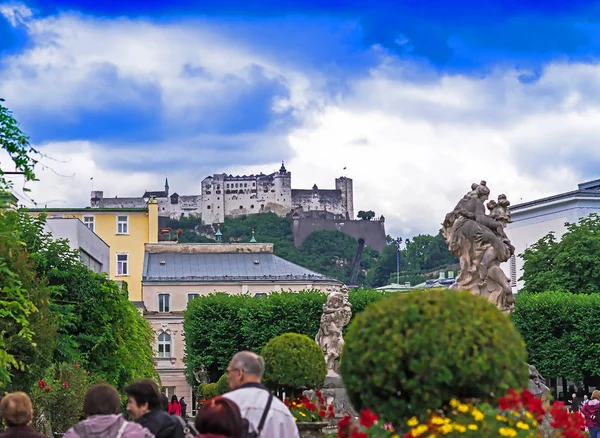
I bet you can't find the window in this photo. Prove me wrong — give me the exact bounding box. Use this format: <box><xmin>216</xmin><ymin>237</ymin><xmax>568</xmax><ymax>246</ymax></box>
<box><xmin>510</xmin><ymin>254</ymin><xmax>517</xmax><ymax>288</ymax></box>
<box><xmin>83</xmin><ymin>216</ymin><xmax>95</xmax><ymax>232</ymax></box>
<box><xmin>250</xmin><ymin>205</ymin><xmax>254</xmax><ymax>209</ymax></box>
<box><xmin>116</xmin><ymin>215</ymin><xmax>128</xmax><ymax>234</ymax></box>
<box><xmin>158</xmin><ymin>332</ymin><xmax>171</xmax><ymax>358</ymax></box>
<box><xmin>158</xmin><ymin>294</ymin><xmax>170</xmax><ymax>312</ymax></box>
<box><xmin>240</xmin><ymin>205</ymin><xmax>243</xmax><ymax>209</ymax></box>
<box><xmin>207</xmin><ymin>205</ymin><xmax>211</xmax><ymax>210</ymax></box>
<box><xmin>188</xmin><ymin>293</ymin><xmax>199</xmax><ymax>302</ymax></box>
<box><xmin>116</xmin><ymin>253</ymin><xmax>128</xmax><ymax>276</ymax></box>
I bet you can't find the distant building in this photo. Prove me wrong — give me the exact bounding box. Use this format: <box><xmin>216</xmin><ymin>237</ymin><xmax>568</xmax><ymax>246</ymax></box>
<box><xmin>25</xmin><ymin>198</ymin><xmax>159</xmax><ymax>301</ymax></box>
<box><xmin>504</xmin><ymin>178</ymin><xmax>600</xmax><ymax>292</ymax></box>
<box><xmin>43</xmin><ymin>217</ymin><xmax>110</xmax><ymax>274</ymax></box>
<box><xmin>141</xmin><ymin>241</ymin><xmax>341</xmax><ymax>403</ymax></box>
<box><xmin>92</xmin><ymin>163</ymin><xmax>354</xmax><ymax>224</ymax></box>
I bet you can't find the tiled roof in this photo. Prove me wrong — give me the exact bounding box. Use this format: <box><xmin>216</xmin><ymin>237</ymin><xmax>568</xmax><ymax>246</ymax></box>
<box><xmin>143</xmin><ymin>252</ymin><xmax>339</xmax><ymax>283</ymax></box>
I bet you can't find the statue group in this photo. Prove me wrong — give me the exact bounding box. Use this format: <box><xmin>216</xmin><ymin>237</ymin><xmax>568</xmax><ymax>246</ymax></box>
<box><xmin>442</xmin><ymin>180</ymin><xmax>515</xmax><ymax>313</ymax></box>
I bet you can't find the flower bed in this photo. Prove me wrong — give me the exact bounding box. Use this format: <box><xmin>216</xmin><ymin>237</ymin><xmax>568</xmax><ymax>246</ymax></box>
<box><xmin>285</xmin><ymin>391</ymin><xmax>335</xmax><ymax>423</ymax></box>
<box><xmin>337</xmin><ymin>390</ymin><xmax>586</xmax><ymax>438</ymax></box>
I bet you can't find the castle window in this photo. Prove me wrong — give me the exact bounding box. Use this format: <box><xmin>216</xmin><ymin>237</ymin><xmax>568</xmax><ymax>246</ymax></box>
<box><xmin>240</xmin><ymin>205</ymin><xmax>243</xmax><ymax>210</ymax></box>
<box><xmin>261</xmin><ymin>204</ymin><xmax>264</xmax><ymax>210</ymax></box>
<box><xmin>236</xmin><ymin>183</ymin><xmax>239</xmax><ymax>188</ymax></box>
<box><xmin>207</xmin><ymin>206</ymin><xmax>211</xmax><ymax>210</ymax></box>
<box><xmin>244</xmin><ymin>183</ymin><xmax>247</xmax><ymax>187</ymax></box>
<box><xmin>253</xmin><ymin>182</ymin><xmax>255</xmax><ymax>186</ymax></box>
<box><xmin>251</xmin><ymin>205</ymin><xmax>254</xmax><ymax>209</ymax></box>
<box><xmin>271</xmin><ymin>190</ymin><xmax>275</xmax><ymax>193</ymax></box>
<box><xmin>158</xmin><ymin>332</ymin><xmax>171</xmax><ymax>358</ymax></box>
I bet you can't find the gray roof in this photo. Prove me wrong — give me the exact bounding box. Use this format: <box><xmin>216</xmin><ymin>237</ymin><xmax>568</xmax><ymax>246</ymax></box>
<box><xmin>510</xmin><ymin>178</ymin><xmax>600</xmax><ymax>212</ymax></box>
<box><xmin>143</xmin><ymin>252</ymin><xmax>340</xmax><ymax>283</ymax></box>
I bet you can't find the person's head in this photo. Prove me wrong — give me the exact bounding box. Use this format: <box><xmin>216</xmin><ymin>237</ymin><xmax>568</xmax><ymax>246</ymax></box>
<box><xmin>83</xmin><ymin>384</ymin><xmax>121</xmax><ymax>417</ymax></box>
<box><xmin>124</xmin><ymin>380</ymin><xmax>161</xmax><ymax>420</ymax></box>
<box><xmin>195</xmin><ymin>396</ymin><xmax>243</xmax><ymax>438</ymax></box>
<box><xmin>572</xmin><ymin>393</ymin><xmax>577</xmax><ymax>399</ymax></box>
<box><xmin>584</xmin><ymin>395</ymin><xmax>589</xmax><ymax>400</ymax></box>
<box><xmin>171</xmin><ymin>395</ymin><xmax>178</xmax><ymax>403</ymax></box>
<box><xmin>0</xmin><ymin>392</ymin><xmax>33</xmax><ymax>427</ymax></box>
<box><xmin>180</xmin><ymin>397</ymin><xmax>185</xmax><ymax>401</ymax></box>
<box><xmin>226</xmin><ymin>351</ymin><xmax>264</xmax><ymax>390</ymax></box>
<box><xmin>161</xmin><ymin>387</ymin><xmax>166</xmax><ymax>395</ymax></box>
<box><xmin>592</xmin><ymin>390</ymin><xmax>600</xmax><ymax>401</ymax></box>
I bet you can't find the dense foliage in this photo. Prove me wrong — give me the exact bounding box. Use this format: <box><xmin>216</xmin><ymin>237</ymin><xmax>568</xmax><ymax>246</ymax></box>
<box><xmin>262</xmin><ymin>333</ymin><xmax>327</xmax><ymax>396</ymax></box>
<box><xmin>184</xmin><ymin>290</ymin><xmax>388</xmax><ymax>382</ymax></box>
<box><xmin>166</xmin><ymin>213</ymin><xmax>457</xmax><ymax>287</ymax></box>
<box><xmin>340</xmin><ymin>289</ymin><xmax>529</xmax><ymax>423</ymax></box>
<box><xmin>520</xmin><ymin>214</ymin><xmax>600</xmax><ymax>294</ymax></box>
<box><xmin>512</xmin><ymin>291</ymin><xmax>600</xmax><ymax>382</ymax></box>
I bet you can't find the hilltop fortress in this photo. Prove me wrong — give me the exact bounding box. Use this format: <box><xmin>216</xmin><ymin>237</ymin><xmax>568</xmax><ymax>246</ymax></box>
<box><xmin>91</xmin><ymin>162</ymin><xmax>354</xmax><ymax>224</ymax></box>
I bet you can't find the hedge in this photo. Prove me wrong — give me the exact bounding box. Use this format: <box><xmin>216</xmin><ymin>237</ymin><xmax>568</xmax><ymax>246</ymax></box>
<box><xmin>512</xmin><ymin>291</ymin><xmax>600</xmax><ymax>382</ymax></box>
<box><xmin>341</xmin><ymin>288</ymin><xmax>529</xmax><ymax>423</ymax></box>
<box><xmin>184</xmin><ymin>289</ymin><xmax>388</xmax><ymax>382</ymax></box>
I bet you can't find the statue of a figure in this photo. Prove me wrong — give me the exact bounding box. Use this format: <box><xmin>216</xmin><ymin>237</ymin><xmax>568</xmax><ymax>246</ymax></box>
<box><xmin>528</xmin><ymin>364</ymin><xmax>550</xmax><ymax>397</ymax></box>
<box><xmin>315</xmin><ymin>289</ymin><xmax>352</xmax><ymax>376</ymax></box>
<box><xmin>193</xmin><ymin>364</ymin><xmax>209</xmax><ymax>385</ymax></box>
<box><xmin>441</xmin><ymin>181</ymin><xmax>515</xmax><ymax>312</ymax></box>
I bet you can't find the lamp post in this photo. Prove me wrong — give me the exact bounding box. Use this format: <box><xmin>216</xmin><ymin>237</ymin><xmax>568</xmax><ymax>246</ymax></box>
<box><xmin>395</xmin><ymin>237</ymin><xmax>403</xmax><ymax>285</ymax></box>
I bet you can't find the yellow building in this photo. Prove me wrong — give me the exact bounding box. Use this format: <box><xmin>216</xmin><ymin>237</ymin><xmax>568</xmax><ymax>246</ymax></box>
<box><xmin>26</xmin><ymin>199</ymin><xmax>158</xmax><ymax>301</ymax></box>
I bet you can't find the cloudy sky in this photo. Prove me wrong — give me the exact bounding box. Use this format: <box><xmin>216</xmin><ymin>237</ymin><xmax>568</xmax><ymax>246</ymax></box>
<box><xmin>2</xmin><ymin>0</ymin><xmax>600</xmax><ymax>238</ymax></box>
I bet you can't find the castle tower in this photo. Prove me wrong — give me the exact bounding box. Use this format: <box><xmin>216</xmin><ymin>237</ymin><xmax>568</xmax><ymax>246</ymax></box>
<box><xmin>335</xmin><ymin>177</ymin><xmax>354</xmax><ymax>219</ymax></box>
<box><xmin>274</xmin><ymin>161</ymin><xmax>292</xmax><ymax>210</ymax></box>
<box><xmin>164</xmin><ymin>177</ymin><xmax>169</xmax><ymax>197</ymax></box>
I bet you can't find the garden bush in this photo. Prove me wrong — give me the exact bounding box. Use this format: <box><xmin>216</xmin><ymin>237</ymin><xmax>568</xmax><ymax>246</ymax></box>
<box><xmin>262</xmin><ymin>333</ymin><xmax>326</xmax><ymax>397</ymax></box>
<box><xmin>184</xmin><ymin>290</ymin><xmax>387</xmax><ymax>383</ymax></box>
<box><xmin>201</xmin><ymin>382</ymin><xmax>219</xmax><ymax>400</ymax></box>
<box><xmin>216</xmin><ymin>373</ymin><xmax>229</xmax><ymax>395</ymax></box>
<box><xmin>340</xmin><ymin>288</ymin><xmax>529</xmax><ymax>423</ymax></box>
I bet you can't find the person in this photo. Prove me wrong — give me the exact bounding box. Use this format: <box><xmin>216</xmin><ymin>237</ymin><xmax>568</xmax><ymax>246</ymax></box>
<box><xmin>195</xmin><ymin>396</ymin><xmax>243</xmax><ymax>438</ymax></box>
<box><xmin>168</xmin><ymin>395</ymin><xmax>181</xmax><ymax>416</ymax></box>
<box><xmin>582</xmin><ymin>390</ymin><xmax>600</xmax><ymax>437</ymax></box>
<box><xmin>64</xmin><ymin>384</ymin><xmax>153</xmax><ymax>438</ymax></box>
<box><xmin>0</xmin><ymin>392</ymin><xmax>47</xmax><ymax>438</ymax></box>
<box><xmin>222</xmin><ymin>351</ymin><xmax>299</xmax><ymax>438</ymax></box>
<box><xmin>160</xmin><ymin>388</ymin><xmax>169</xmax><ymax>412</ymax></box>
<box><xmin>124</xmin><ymin>380</ymin><xmax>184</xmax><ymax>438</ymax></box>
<box><xmin>179</xmin><ymin>397</ymin><xmax>187</xmax><ymax>418</ymax></box>
<box><xmin>571</xmin><ymin>393</ymin><xmax>581</xmax><ymax>413</ymax></box>
<box><xmin>584</xmin><ymin>395</ymin><xmax>590</xmax><ymax>406</ymax></box>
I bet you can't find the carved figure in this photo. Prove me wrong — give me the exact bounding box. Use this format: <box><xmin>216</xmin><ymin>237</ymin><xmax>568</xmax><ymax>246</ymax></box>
<box><xmin>315</xmin><ymin>289</ymin><xmax>352</xmax><ymax>376</ymax></box>
<box><xmin>441</xmin><ymin>181</ymin><xmax>515</xmax><ymax>312</ymax></box>
<box><xmin>528</xmin><ymin>364</ymin><xmax>550</xmax><ymax>397</ymax></box>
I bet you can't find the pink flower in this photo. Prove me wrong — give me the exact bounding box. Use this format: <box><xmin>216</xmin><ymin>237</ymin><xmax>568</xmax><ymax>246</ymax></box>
<box><xmin>63</xmin><ymin>382</ymin><xmax>69</xmax><ymax>389</ymax></box>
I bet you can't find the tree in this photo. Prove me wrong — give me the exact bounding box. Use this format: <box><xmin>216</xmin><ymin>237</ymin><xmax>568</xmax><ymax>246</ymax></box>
<box><xmin>520</xmin><ymin>214</ymin><xmax>600</xmax><ymax>294</ymax></box>
<box><xmin>357</xmin><ymin>210</ymin><xmax>375</xmax><ymax>220</ymax></box>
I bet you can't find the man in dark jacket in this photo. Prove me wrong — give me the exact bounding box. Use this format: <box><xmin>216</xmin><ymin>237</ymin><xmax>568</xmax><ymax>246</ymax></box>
<box><xmin>160</xmin><ymin>388</ymin><xmax>169</xmax><ymax>412</ymax></box>
<box><xmin>179</xmin><ymin>397</ymin><xmax>187</xmax><ymax>418</ymax></box>
<box><xmin>125</xmin><ymin>380</ymin><xmax>184</xmax><ymax>438</ymax></box>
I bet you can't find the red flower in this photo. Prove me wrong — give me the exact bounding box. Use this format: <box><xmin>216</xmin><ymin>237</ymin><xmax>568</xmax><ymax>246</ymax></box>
<box><xmin>318</xmin><ymin>409</ymin><xmax>326</xmax><ymax>418</ymax></box>
<box><xmin>63</xmin><ymin>382</ymin><xmax>69</xmax><ymax>389</ymax></box>
<box><xmin>358</xmin><ymin>409</ymin><xmax>378</xmax><ymax>428</ymax></box>
<box><xmin>74</xmin><ymin>362</ymin><xmax>79</xmax><ymax>369</ymax></box>
<box><xmin>85</xmin><ymin>371</ymin><xmax>90</xmax><ymax>375</ymax></box>
<box><xmin>338</xmin><ymin>414</ymin><xmax>354</xmax><ymax>438</ymax></box>
<box><xmin>37</xmin><ymin>380</ymin><xmax>45</xmax><ymax>389</ymax></box>
<box><xmin>328</xmin><ymin>404</ymin><xmax>335</xmax><ymax>411</ymax></box>
<box><xmin>498</xmin><ymin>388</ymin><xmax>520</xmax><ymax>410</ymax></box>
<box><xmin>44</xmin><ymin>386</ymin><xmax>51</xmax><ymax>392</ymax></box>
<box><xmin>350</xmin><ymin>432</ymin><xmax>368</xmax><ymax>438</ymax></box>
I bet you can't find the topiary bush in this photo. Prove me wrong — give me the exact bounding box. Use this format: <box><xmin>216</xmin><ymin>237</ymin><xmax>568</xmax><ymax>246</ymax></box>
<box><xmin>201</xmin><ymin>382</ymin><xmax>219</xmax><ymax>400</ymax></box>
<box><xmin>261</xmin><ymin>333</ymin><xmax>327</xmax><ymax>397</ymax></box>
<box><xmin>340</xmin><ymin>288</ymin><xmax>529</xmax><ymax>423</ymax></box>
<box><xmin>216</xmin><ymin>373</ymin><xmax>229</xmax><ymax>395</ymax></box>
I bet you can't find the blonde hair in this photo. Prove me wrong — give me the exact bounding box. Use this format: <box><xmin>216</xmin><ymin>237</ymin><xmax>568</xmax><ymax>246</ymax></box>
<box><xmin>0</xmin><ymin>392</ymin><xmax>33</xmax><ymax>426</ymax></box>
<box><xmin>592</xmin><ymin>390</ymin><xmax>600</xmax><ymax>401</ymax></box>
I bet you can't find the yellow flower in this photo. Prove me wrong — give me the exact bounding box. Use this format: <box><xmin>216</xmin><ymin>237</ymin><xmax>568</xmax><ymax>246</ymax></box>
<box><xmin>524</xmin><ymin>411</ymin><xmax>533</xmax><ymax>419</ymax></box>
<box><xmin>430</xmin><ymin>416</ymin><xmax>445</xmax><ymax>425</ymax></box>
<box><xmin>452</xmin><ymin>424</ymin><xmax>466</xmax><ymax>433</ymax></box>
<box><xmin>438</xmin><ymin>424</ymin><xmax>453</xmax><ymax>434</ymax></box>
<box><xmin>471</xmin><ymin>409</ymin><xmax>484</xmax><ymax>422</ymax></box>
<box><xmin>299</xmin><ymin>412</ymin><xmax>306</xmax><ymax>417</ymax></box>
<box><xmin>496</xmin><ymin>414</ymin><xmax>508</xmax><ymax>422</ymax></box>
<box><xmin>449</xmin><ymin>399</ymin><xmax>459</xmax><ymax>408</ymax></box>
<box><xmin>391</xmin><ymin>435</ymin><xmax>400</xmax><ymax>438</ymax></box>
<box><xmin>467</xmin><ymin>424</ymin><xmax>478</xmax><ymax>431</ymax></box>
<box><xmin>407</xmin><ymin>417</ymin><xmax>419</xmax><ymax>427</ymax></box>
<box><xmin>516</xmin><ymin>421</ymin><xmax>530</xmax><ymax>430</ymax></box>
<box><xmin>293</xmin><ymin>417</ymin><xmax>297</xmax><ymax>421</ymax></box>
<box><xmin>457</xmin><ymin>404</ymin><xmax>469</xmax><ymax>413</ymax></box>
<box><xmin>499</xmin><ymin>427</ymin><xmax>518</xmax><ymax>437</ymax></box>
<box><xmin>411</xmin><ymin>424</ymin><xmax>429</xmax><ymax>437</ymax></box>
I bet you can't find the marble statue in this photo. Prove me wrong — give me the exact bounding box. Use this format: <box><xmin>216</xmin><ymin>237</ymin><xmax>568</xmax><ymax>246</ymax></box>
<box><xmin>441</xmin><ymin>180</ymin><xmax>516</xmax><ymax>313</ymax></box>
<box><xmin>315</xmin><ymin>288</ymin><xmax>352</xmax><ymax>376</ymax></box>
<box><xmin>528</xmin><ymin>364</ymin><xmax>550</xmax><ymax>397</ymax></box>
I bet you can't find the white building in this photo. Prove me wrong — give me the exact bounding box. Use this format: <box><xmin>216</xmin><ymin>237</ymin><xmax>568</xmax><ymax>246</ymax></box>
<box><xmin>504</xmin><ymin>178</ymin><xmax>600</xmax><ymax>292</ymax></box>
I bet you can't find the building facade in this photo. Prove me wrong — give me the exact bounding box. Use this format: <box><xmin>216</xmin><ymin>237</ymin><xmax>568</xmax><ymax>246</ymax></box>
<box><xmin>92</xmin><ymin>163</ymin><xmax>354</xmax><ymax>224</ymax></box>
<box><xmin>43</xmin><ymin>217</ymin><xmax>110</xmax><ymax>274</ymax></box>
<box><xmin>503</xmin><ymin>178</ymin><xmax>600</xmax><ymax>292</ymax></box>
<box><xmin>141</xmin><ymin>242</ymin><xmax>342</xmax><ymax>403</ymax></box>
<box><xmin>26</xmin><ymin>199</ymin><xmax>159</xmax><ymax>301</ymax></box>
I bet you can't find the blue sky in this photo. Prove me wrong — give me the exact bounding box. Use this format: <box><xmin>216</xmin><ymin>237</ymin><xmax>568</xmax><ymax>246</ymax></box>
<box><xmin>2</xmin><ymin>0</ymin><xmax>600</xmax><ymax>235</ymax></box>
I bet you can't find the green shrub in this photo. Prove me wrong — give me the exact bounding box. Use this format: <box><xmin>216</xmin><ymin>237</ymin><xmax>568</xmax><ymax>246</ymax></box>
<box><xmin>216</xmin><ymin>373</ymin><xmax>229</xmax><ymax>395</ymax></box>
<box><xmin>262</xmin><ymin>333</ymin><xmax>326</xmax><ymax>397</ymax></box>
<box><xmin>201</xmin><ymin>382</ymin><xmax>219</xmax><ymax>400</ymax></box>
<box><xmin>185</xmin><ymin>290</ymin><xmax>387</xmax><ymax>384</ymax></box>
<box><xmin>340</xmin><ymin>289</ymin><xmax>529</xmax><ymax>423</ymax></box>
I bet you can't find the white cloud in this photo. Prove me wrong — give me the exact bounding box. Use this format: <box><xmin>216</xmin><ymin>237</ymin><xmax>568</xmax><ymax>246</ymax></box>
<box><xmin>2</xmin><ymin>5</ymin><xmax>600</xmax><ymax>239</ymax></box>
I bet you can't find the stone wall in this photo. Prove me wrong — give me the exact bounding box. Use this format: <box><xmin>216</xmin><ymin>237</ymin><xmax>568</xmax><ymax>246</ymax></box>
<box><xmin>292</xmin><ymin>218</ymin><xmax>387</xmax><ymax>252</ymax></box>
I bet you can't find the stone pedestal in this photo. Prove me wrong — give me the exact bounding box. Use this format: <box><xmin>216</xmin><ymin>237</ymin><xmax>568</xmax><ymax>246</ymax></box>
<box><xmin>321</xmin><ymin>373</ymin><xmax>356</xmax><ymax>417</ymax></box>
<box><xmin>297</xmin><ymin>422</ymin><xmax>329</xmax><ymax>438</ymax></box>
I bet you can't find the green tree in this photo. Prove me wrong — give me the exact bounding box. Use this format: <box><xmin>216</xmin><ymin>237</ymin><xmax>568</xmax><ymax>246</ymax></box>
<box><xmin>520</xmin><ymin>214</ymin><xmax>600</xmax><ymax>294</ymax></box>
<box><xmin>357</xmin><ymin>210</ymin><xmax>375</xmax><ymax>220</ymax></box>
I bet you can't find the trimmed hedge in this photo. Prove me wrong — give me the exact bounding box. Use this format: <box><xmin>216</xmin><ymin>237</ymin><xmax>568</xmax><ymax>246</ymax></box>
<box><xmin>262</xmin><ymin>333</ymin><xmax>327</xmax><ymax>396</ymax></box>
<box><xmin>340</xmin><ymin>288</ymin><xmax>529</xmax><ymax>423</ymax></box>
<box><xmin>201</xmin><ymin>382</ymin><xmax>219</xmax><ymax>400</ymax></box>
<box><xmin>216</xmin><ymin>373</ymin><xmax>229</xmax><ymax>395</ymax></box>
<box><xmin>184</xmin><ymin>290</ymin><xmax>388</xmax><ymax>382</ymax></box>
<box><xmin>512</xmin><ymin>291</ymin><xmax>600</xmax><ymax>381</ymax></box>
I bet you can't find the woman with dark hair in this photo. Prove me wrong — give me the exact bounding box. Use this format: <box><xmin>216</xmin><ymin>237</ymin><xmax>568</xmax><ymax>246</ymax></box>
<box><xmin>167</xmin><ymin>395</ymin><xmax>181</xmax><ymax>416</ymax></box>
<box><xmin>195</xmin><ymin>396</ymin><xmax>243</xmax><ymax>438</ymax></box>
<box><xmin>63</xmin><ymin>384</ymin><xmax>153</xmax><ymax>438</ymax></box>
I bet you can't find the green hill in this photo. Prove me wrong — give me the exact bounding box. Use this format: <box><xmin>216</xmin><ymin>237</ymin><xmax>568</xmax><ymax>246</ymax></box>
<box><xmin>161</xmin><ymin>213</ymin><xmax>457</xmax><ymax>288</ymax></box>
